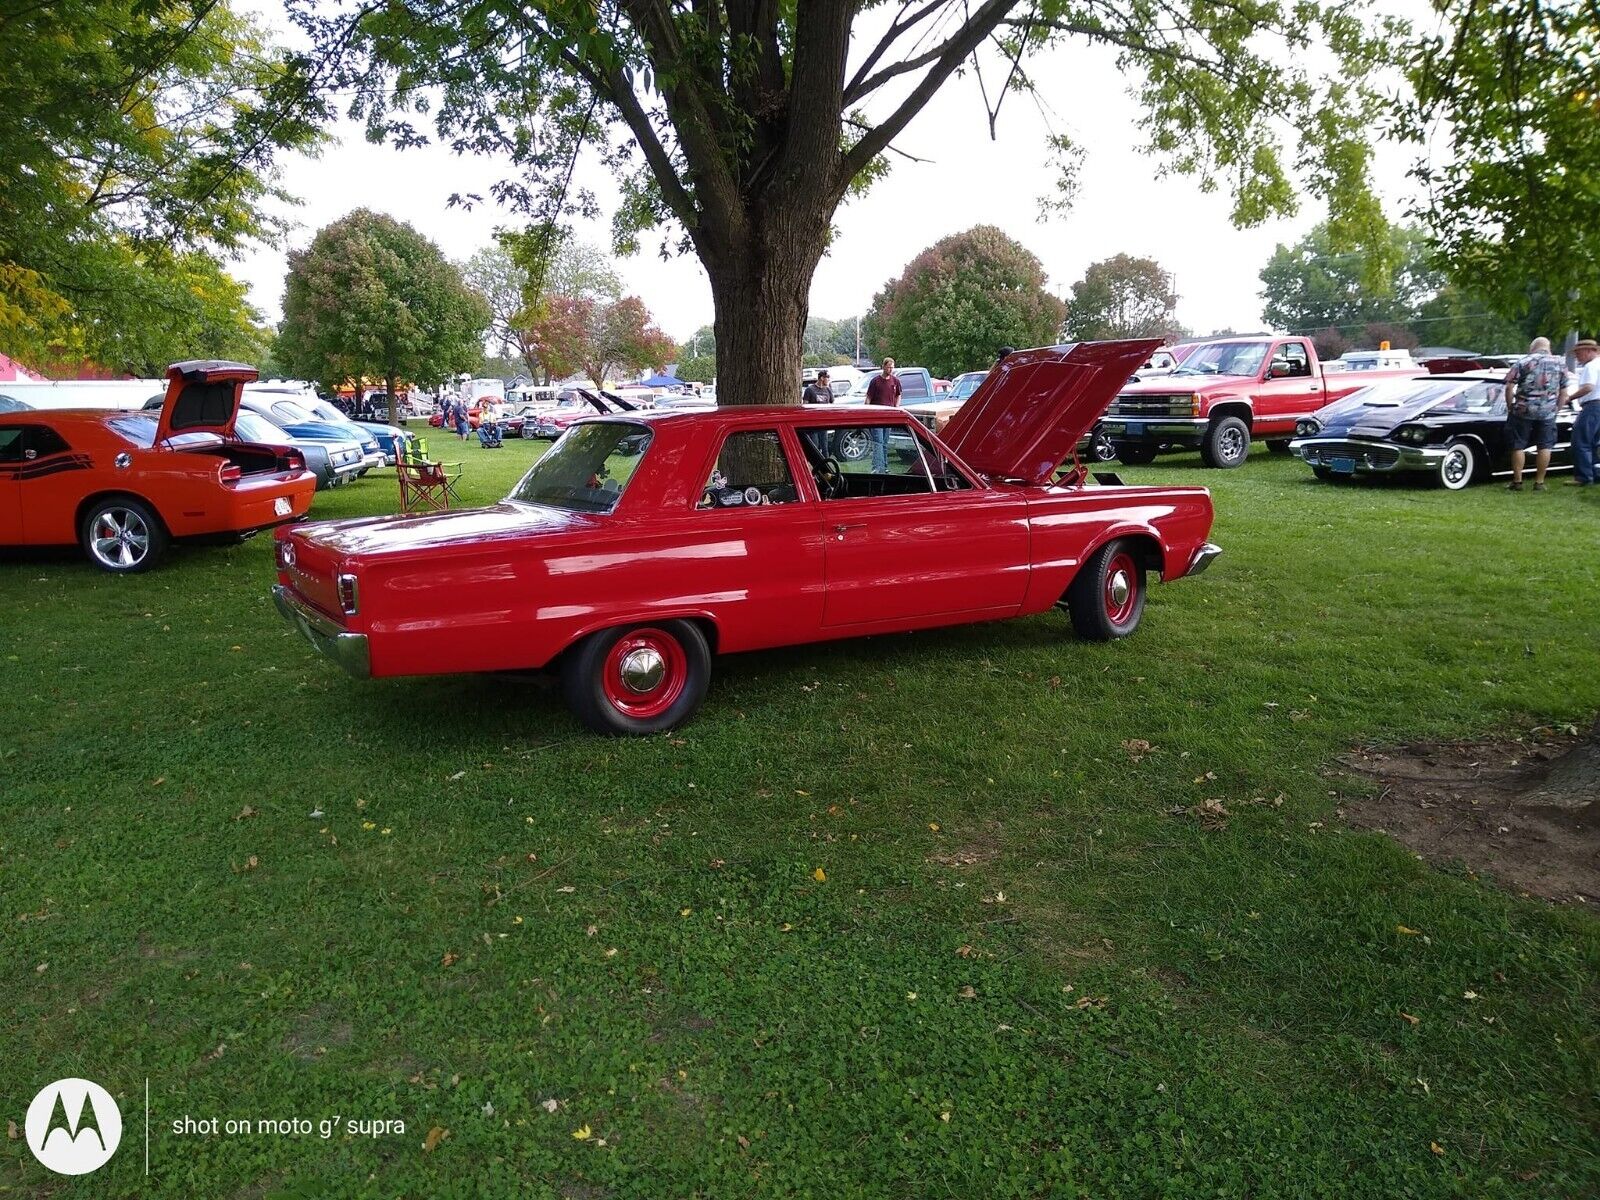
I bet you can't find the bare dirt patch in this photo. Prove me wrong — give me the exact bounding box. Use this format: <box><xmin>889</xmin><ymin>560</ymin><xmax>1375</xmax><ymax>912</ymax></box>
<box><xmin>1337</xmin><ymin>720</ymin><xmax>1599</xmax><ymax>904</ymax></box>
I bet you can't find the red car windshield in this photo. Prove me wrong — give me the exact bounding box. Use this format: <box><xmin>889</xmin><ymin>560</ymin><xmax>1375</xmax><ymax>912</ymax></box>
<box><xmin>509</xmin><ymin>421</ymin><xmax>651</xmax><ymax>514</ymax></box>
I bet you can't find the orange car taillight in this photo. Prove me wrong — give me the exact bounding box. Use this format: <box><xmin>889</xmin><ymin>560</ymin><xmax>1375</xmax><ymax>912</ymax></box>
<box><xmin>284</xmin><ymin>449</ymin><xmax>305</xmax><ymax>472</ymax></box>
<box><xmin>336</xmin><ymin>573</ymin><xmax>360</xmax><ymax>615</ymax></box>
<box><xmin>219</xmin><ymin>462</ymin><xmax>243</xmax><ymax>484</ymax></box>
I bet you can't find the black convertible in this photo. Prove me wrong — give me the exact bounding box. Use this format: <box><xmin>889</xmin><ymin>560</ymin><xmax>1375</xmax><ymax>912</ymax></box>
<box><xmin>1289</xmin><ymin>373</ymin><xmax>1576</xmax><ymax>490</ymax></box>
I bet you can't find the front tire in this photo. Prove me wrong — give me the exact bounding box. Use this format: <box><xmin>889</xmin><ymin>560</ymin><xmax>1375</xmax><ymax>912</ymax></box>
<box><xmin>1435</xmin><ymin>439</ymin><xmax>1479</xmax><ymax>491</ymax></box>
<box><xmin>561</xmin><ymin>620</ymin><xmax>711</xmax><ymax>735</ymax></box>
<box><xmin>80</xmin><ymin>497</ymin><xmax>167</xmax><ymax>573</ymax></box>
<box><xmin>1114</xmin><ymin>443</ymin><xmax>1158</xmax><ymax>465</ymax></box>
<box><xmin>1201</xmin><ymin>416</ymin><xmax>1251</xmax><ymax>469</ymax></box>
<box><xmin>1088</xmin><ymin>428</ymin><xmax>1119</xmax><ymax>463</ymax></box>
<box><xmin>1066</xmin><ymin>539</ymin><xmax>1147</xmax><ymax>640</ymax></box>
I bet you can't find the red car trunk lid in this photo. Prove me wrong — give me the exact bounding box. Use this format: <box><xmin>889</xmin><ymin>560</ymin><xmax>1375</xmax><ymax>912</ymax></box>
<box><xmin>940</xmin><ymin>340</ymin><xmax>1162</xmax><ymax>484</ymax></box>
<box><xmin>154</xmin><ymin>360</ymin><xmax>257</xmax><ymax>446</ymax></box>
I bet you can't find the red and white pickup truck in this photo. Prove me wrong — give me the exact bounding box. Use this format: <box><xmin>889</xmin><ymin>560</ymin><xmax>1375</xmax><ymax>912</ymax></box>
<box><xmin>1097</xmin><ymin>336</ymin><xmax>1416</xmax><ymax>468</ymax></box>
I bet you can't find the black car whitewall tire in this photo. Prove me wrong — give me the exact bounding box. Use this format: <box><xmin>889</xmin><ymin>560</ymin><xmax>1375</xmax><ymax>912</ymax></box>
<box><xmin>1201</xmin><ymin>416</ymin><xmax>1251</xmax><ymax>469</ymax></box>
<box><xmin>1436</xmin><ymin>440</ymin><xmax>1479</xmax><ymax>491</ymax></box>
<box><xmin>80</xmin><ymin>496</ymin><xmax>168</xmax><ymax>573</ymax></box>
<box><xmin>1066</xmin><ymin>539</ymin><xmax>1147</xmax><ymax>640</ymax></box>
<box><xmin>562</xmin><ymin>619</ymin><xmax>711</xmax><ymax>735</ymax></box>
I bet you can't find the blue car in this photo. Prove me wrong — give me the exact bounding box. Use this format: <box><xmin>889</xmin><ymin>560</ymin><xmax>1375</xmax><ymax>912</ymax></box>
<box><xmin>240</xmin><ymin>392</ymin><xmax>385</xmax><ymax>474</ymax></box>
<box><xmin>303</xmin><ymin>397</ymin><xmax>412</xmax><ymax>465</ymax></box>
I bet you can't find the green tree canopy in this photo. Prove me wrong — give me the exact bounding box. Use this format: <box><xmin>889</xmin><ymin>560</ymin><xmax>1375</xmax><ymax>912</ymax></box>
<box><xmin>1399</xmin><ymin>0</ymin><xmax>1600</xmax><ymax>335</ymax></box>
<box><xmin>0</xmin><ymin>0</ymin><xmax>324</xmax><ymax>372</ymax></box>
<box><xmin>528</xmin><ymin>295</ymin><xmax>675</xmax><ymax>385</ymax></box>
<box><xmin>863</xmin><ymin>226</ymin><xmax>1066</xmax><ymax>378</ymax></box>
<box><xmin>1064</xmin><ymin>255</ymin><xmax>1184</xmax><ymax>342</ymax></box>
<box><xmin>297</xmin><ymin>0</ymin><xmax>1402</xmax><ymax>407</ymax></box>
<box><xmin>277</xmin><ymin>210</ymin><xmax>489</xmax><ymax>423</ymax></box>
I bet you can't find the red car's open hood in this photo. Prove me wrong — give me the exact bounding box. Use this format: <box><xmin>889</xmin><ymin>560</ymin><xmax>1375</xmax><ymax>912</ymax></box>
<box><xmin>940</xmin><ymin>340</ymin><xmax>1162</xmax><ymax>483</ymax></box>
<box><xmin>154</xmin><ymin>360</ymin><xmax>258</xmax><ymax>445</ymax></box>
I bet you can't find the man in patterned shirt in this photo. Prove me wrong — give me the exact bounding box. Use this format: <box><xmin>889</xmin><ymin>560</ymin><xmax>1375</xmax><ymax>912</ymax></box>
<box><xmin>1502</xmin><ymin>337</ymin><xmax>1572</xmax><ymax>491</ymax></box>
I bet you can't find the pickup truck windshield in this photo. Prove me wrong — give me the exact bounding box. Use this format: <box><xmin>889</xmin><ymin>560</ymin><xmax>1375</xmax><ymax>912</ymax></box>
<box><xmin>1171</xmin><ymin>342</ymin><xmax>1269</xmax><ymax>378</ymax></box>
<box><xmin>509</xmin><ymin>421</ymin><xmax>651</xmax><ymax>513</ymax></box>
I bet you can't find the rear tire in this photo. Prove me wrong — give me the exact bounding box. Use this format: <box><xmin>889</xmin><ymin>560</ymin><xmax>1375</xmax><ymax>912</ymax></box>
<box><xmin>1114</xmin><ymin>443</ymin><xmax>1158</xmax><ymax>465</ymax></box>
<box><xmin>1067</xmin><ymin>539</ymin><xmax>1147</xmax><ymax>640</ymax></box>
<box><xmin>561</xmin><ymin>620</ymin><xmax>711</xmax><ymax>735</ymax></box>
<box><xmin>79</xmin><ymin>497</ymin><xmax>167</xmax><ymax>573</ymax></box>
<box><xmin>1201</xmin><ymin>416</ymin><xmax>1251</xmax><ymax>469</ymax></box>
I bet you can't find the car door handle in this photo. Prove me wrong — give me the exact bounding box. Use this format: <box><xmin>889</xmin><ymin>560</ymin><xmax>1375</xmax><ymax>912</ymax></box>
<box><xmin>832</xmin><ymin>523</ymin><xmax>865</xmax><ymax>540</ymax></box>
<box><xmin>23</xmin><ymin>449</ymin><xmax>36</xmax><ymax>459</ymax></box>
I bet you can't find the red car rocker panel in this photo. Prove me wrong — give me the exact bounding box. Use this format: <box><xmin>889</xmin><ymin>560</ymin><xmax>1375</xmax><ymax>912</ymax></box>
<box><xmin>274</xmin><ymin>340</ymin><xmax>1221</xmax><ymax>734</ymax></box>
<box><xmin>0</xmin><ymin>360</ymin><xmax>317</xmax><ymax>572</ymax></box>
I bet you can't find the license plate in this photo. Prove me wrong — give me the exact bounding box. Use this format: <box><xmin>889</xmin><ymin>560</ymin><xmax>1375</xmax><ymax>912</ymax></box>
<box><xmin>1123</xmin><ymin>422</ymin><xmax>1144</xmax><ymax>436</ymax></box>
<box><xmin>274</xmin><ymin>496</ymin><xmax>292</xmax><ymax>516</ymax></box>
<box><xmin>1331</xmin><ymin>457</ymin><xmax>1355</xmax><ymax>474</ymax></box>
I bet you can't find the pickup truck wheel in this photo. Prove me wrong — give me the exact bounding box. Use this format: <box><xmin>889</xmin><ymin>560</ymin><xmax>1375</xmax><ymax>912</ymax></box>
<box><xmin>833</xmin><ymin>429</ymin><xmax>871</xmax><ymax>462</ymax></box>
<box><xmin>562</xmin><ymin>620</ymin><xmax>711</xmax><ymax>735</ymax></box>
<box><xmin>1066</xmin><ymin>539</ymin><xmax>1146</xmax><ymax>640</ymax></box>
<box><xmin>1435</xmin><ymin>440</ymin><xmax>1480</xmax><ymax>491</ymax></box>
<box><xmin>1114</xmin><ymin>443</ymin><xmax>1158</xmax><ymax>465</ymax></box>
<box><xmin>80</xmin><ymin>497</ymin><xmax>168</xmax><ymax>573</ymax></box>
<box><xmin>1088</xmin><ymin>429</ymin><xmax>1119</xmax><ymax>463</ymax></box>
<box><xmin>1201</xmin><ymin>416</ymin><xmax>1251</xmax><ymax>469</ymax></box>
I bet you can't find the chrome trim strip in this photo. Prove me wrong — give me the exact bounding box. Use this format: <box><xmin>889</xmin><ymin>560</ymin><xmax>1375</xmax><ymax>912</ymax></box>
<box><xmin>1184</xmin><ymin>542</ymin><xmax>1222</xmax><ymax>577</ymax></box>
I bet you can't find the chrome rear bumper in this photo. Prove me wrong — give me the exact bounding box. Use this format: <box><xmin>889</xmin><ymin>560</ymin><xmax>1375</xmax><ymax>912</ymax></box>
<box><xmin>1185</xmin><ymin>542</ymin><xmax>1223</xmax><ymax>577</ymax></box>
<box><xmin>272</xmin><ymin>584</ymin><xmax>370</xmax><ymax>678</ymax></box>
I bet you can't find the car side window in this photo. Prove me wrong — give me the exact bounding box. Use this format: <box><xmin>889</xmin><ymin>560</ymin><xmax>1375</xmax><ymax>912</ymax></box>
<box><xmin>25</xmin><ymin>426</ymin><xmax>70</xmax><ymax>457</ymax></box>
<box><xmin>271</xmin><ymin>402</ymin><xmax>299</xmax><ymax>422</ymax></box>
<box><xmin>0</xmin><ymin>425</ymin><xmax>22</xmax><ymax>463</ymax></box>
<box><xmin>802</xmin><ymin>424</ymin><xmax>943</xmax><ymax>501</ymax></box>
<box><xmin>900</xmin><ymin>373</ymin><xmax>930</xmax><ymax>401</ymax></box>
<box><xmin>1272</xmin><ymin>342</ymin><xmax>1311</xmax><ymax>377</ymax></box>
<box><xmin>697</xmin><ymin>430</ymin><xmax>802</xmax><ymax>509</ymax></box>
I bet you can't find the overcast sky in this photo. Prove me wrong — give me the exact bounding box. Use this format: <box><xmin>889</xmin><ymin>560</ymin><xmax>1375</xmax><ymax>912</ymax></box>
<box><xmin>234</xmin><ymin>5</ymin><xmax>1435</xmax><ymax>346</ymax></box>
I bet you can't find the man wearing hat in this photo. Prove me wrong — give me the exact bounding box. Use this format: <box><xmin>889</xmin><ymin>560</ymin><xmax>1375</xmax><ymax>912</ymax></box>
<box><xmin>1569</xmin><ymin>338</ymin><xmax>1600</xmax><ymax>486</ymax></box>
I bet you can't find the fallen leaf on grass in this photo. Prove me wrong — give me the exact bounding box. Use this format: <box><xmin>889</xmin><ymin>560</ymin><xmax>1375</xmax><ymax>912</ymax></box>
<box><xmin>541</xmin><ymin>1099</ymin><xmax>559</xmax><ymax>1113</ymax></box>
<box><xmin>928</xmin><ymin>822</ymin><xmax>941</xmax><ymax>832</ymax></box>
<box><xmin>1120</xmin><ymin>738</ymin><xmax>1153</xmax><ymax>762</ymax></box>
<box><xmin>423</xmin><ymin>1125</ymin><xmax>449</xmax><ymax>1152</ymax></box>
<box><xmin>737</xmin><ymin>1134</ymin><xmax>750</xmax><ymax>1150</ymax></box>
<box><xmin>448</xmin><ymin>771</ymin><xmax>466</xmax><ymax>781</ymax></box>
<box><xmin>812</xmin><ymin>867</ymin><xmax>826</xmax><ymax>882</ymax></box>
<box><xmin>555</xmin><ymin>886</ymin><xmax>576</xmax><ymax>894</ymax></box>
<box><xmin>242</xmin><ymin>855</ymin><xmax>259</xmax><ymax>872</ymax></box>
<box><xmin>1396</xmin><ymin>925</ymin><xmax>1420</xmax><ymax>935</ymax></box>
<box><xmin>1193</xmin><ymin>772</ymin><xmax>1217</xmax><ymax>784</ymax></box>
<box><xmin>34</xmin><ymin>962</ymin><xmax>47</xmax><ymax>974</ymax></box>
<box><xmin>233</xmin><ymin>805</ymin><xmax>258</xmax><ymax>821</ymax></box>
<box><xmin>1430</xmin><ymin>1141</ymin><xmax>1445</xmax><ymax>1156</ymax></box>
<box><xmin>6</xmin><ymin>1119</ymin><xmax>17</xmax><ymax>1140</ymax></box>
<box><xmin>957</xmin><ymin>986</ymin><xmax>977</xmax><ymax>1000</ymax></box>
<box><xmin>441</xmin><ymin>950</ymin><xmax>459</xmax><ymax>968</ymax></box>
<box><xmin>708</xmin><ymin>858</ymin><xmax>725</xmax><ymax>869</ymax></box>
<box><xmin>1400</xmin><ymin>1012</ymin><xmax>1421</xmax><ymax>1026</ymax></box>
<box><xmin>1463</xmin><ymin>990</ymin><xmax>1480</xmax><ymax>1001</ymax></box>
<box><xmin>571</xmin><ymin>1124</ymin><xmax>593</xmax><ymax>1141</ymax></box>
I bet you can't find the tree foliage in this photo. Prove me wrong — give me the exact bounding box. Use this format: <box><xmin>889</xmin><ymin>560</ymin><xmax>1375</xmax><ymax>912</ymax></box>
<box><xmin>277</xmin><ymin>210</ymin><xmax>489</xmax><ymax>422</ymax></box>
<box><xmin>1400</xmin><ymin>1</ymin><xmax>1600</xmax><ymax>334</ymax></box>
<box><xmin>0</xmin><ymin>0</ymin><xmax>324</xmax><ymax>371</ymax></box>
<box><xmin>863</xmin><ymin>227</ymin><xmax>1065</xmax><ymax>377</ymax></box>
<box><xmin>1065</xmin><ymin>254</ymin><xmax>1183</xmax><ymax>342</ymax></box>
<box><xmin>1261</xmin><ymin>219</ymin><xmax>1531</xmax><ymax>354</ymax></box>
<box><xmin>527</xmin><ymin>295</ymin><xmax>675</xmax><ymax>385</ymax></box>
<box><xmin>296</xmin><ymin>0</ymin><xmax>1403</xmax><ymax>406</ymax></box>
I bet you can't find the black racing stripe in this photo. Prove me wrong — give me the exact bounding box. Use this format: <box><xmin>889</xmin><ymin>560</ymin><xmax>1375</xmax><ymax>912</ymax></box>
<box><xmin>16</xmin><ymin>454</ymin><xmax>93</xmax><ymax>481</ymax></box>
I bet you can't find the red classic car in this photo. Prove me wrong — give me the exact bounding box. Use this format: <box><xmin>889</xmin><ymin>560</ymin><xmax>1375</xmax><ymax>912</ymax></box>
<box><xmin>272</xmin><ymin>340</ymin><xmax>1220</xmax><ymax>733</ymax></box>
<box><xmin>1</xmin><ymin>360</ymin><xmax>317</xmax><ymax>572</ymax></box>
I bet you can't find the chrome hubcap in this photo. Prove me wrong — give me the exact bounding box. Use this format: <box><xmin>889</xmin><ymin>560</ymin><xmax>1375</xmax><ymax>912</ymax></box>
<box><xmin>619</xmin><ymin>647</ymin><xmax>666</xmax><ymax>693</ymax></box>
<box><xmin>1221</xmin><ymin>429</ymin><xmax>1245</xmax><ymax>457</ymax></box>
<box><xmin>1444</xmin><ymin>450</ymin><xmax>1467</xmax><ymax>483</ymax></box>
<box><xmin>1109</xmin><ymin>570</ymin><xmax>1131</xmax><ymax>609</ymax></box>
<box><xmin>91</xmin><ymin>508</ymin><xmax>149</xmax><ymax>568</ymax></box>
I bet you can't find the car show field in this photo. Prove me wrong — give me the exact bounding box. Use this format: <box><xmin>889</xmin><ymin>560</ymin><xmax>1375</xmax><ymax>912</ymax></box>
<box><xmin>4</xmin><ymin>435</ymin><xmax>1597</xmax><ymax>1197</ymax></box>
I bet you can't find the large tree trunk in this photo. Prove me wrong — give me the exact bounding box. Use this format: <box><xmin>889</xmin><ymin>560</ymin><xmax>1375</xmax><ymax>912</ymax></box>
<box><xmin>705</xmin><ymin>219</ymin><xmax>825</xmax><ymax>408</ymax></box>
<box><xmin>385</xmin><ymin>370</ymin><xmax>399</xmax><ymax>426</ymax></box>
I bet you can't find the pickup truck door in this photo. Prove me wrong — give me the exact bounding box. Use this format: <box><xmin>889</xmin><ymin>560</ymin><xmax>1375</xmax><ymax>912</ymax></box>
<box><xmin>1251</xmin><ymin>340</ymin><xmax>1323</xmax><ymax>433</ymax></box>
<box><xmin>0</xmin><ymin>425</ymin><xmax>21</xmax><ymax>544</ymax></box>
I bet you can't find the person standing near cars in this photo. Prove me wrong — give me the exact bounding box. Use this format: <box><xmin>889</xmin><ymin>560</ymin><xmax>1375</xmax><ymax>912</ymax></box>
<box><xmin>1503</xmin><ymin>337</ymin><xmax>1571</xmax><ymax>491</ymax></box>
<box><xmin>802</xmin><ymin>371</ymin><xmax>833</xmax><ymax>405</ymax></box>
<box><xmin>1568</xmin><ymin>338</ymin><xmax>1600</xmax><ymax>486</ymax></box>
<box><xmin>865</xmin><ymin>357</ymin><xmax>901</xmax><ymax>472</ymax></box>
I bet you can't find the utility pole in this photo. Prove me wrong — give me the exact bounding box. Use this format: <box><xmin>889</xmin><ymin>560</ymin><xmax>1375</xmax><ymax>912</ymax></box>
<box><xmin>855</xmin><ymin>316</ymin><xmax>861</xmax><ymax>366</ymax></box>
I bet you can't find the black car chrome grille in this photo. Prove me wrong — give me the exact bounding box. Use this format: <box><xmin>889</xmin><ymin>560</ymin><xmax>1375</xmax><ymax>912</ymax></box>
<box><xmin>1303</xmin><ymin>439</ymin><xmax>1401</xmax><ymax>467</ymax></box>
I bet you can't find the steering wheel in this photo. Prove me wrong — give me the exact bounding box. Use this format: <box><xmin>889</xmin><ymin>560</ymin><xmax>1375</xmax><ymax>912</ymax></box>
<box><xmin>815</xmin><ymin>456</ymin><xmax>846</xmax><ymax>499</ymax></box>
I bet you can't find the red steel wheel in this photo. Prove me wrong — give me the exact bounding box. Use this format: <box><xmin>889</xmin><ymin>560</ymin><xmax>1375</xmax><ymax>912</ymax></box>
<box><xmin>1102</xmin><ymin>549</ymin><xmax>1140</xmax><ymax>627</ymax></box>
<box><xmin>1066</xmin><ymin>538</ymin><xmax>1147</xmax><ymax>640</ymax></box>
<box><xmin>562</xmin><ymin>619</ymin><xmax>712</xmax><ymax>735</ymax></box>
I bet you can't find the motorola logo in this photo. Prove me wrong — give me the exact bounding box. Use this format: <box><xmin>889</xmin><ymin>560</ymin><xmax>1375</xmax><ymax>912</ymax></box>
<box><xmin>24</xmin><ymin>1078</ymin><xmax>122</xmax><ymax>1175</ymax></box>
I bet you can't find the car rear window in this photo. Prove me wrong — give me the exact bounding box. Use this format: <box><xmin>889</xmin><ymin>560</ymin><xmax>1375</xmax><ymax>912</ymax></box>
<box><xmin>509</xmin><ymin>421</ymin><xmax>651</xmax><ymax>513</ymax></box>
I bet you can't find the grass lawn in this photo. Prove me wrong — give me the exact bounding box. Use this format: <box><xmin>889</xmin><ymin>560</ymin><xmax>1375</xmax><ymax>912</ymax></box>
<box><xmin>3</xmin><ymin>435</ymin><xmax>1598</xmax><ymax>1197</ymax></box>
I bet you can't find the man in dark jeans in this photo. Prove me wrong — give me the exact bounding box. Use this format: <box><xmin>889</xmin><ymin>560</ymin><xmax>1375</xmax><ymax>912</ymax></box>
<box><xmin>1503</xmin><ymin>337</ymin><xmax>1571</xmax><ymax>491</ymax></box>
<box><xmin>865</xmin><ymin>358</ymin><xmax>901</xmax><ymax>472</ymax></box>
